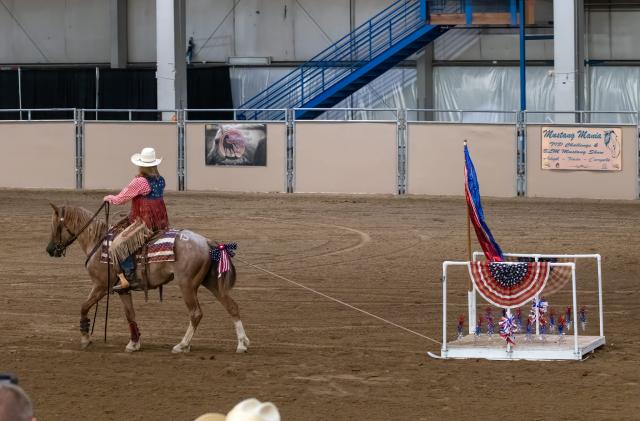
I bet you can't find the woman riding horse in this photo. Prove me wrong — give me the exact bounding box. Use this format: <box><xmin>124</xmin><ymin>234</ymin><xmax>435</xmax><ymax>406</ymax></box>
<box><xmin>103</xmin><ymin>147</ymin><xmax>169</xmax><ymax>292</ymax></box>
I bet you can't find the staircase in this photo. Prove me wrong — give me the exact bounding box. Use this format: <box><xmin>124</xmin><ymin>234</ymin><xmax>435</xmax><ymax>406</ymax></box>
<box><xmin>237</xmin><ymin>0</ymin><xmax>449</xmax><ymax>120</ymax></box>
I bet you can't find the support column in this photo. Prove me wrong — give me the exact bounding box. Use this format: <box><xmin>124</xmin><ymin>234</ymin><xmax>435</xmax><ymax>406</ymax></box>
<box><xmin>416</xmin><ymin>43</ymin><xmax>434</xmax><ymax>121</ymax></box>
<box><xmin>575</xmin><ymin>0</ymin><xmax>586</xmax><ymax>115</ymax></box>
<box><xmin>110</xmin><ymin>0</ymin><xmax>128</xmax><ymax>69</ymax></box>
<box><xmin>553</xmin><ymin>0</ymin><xmax>579</xmax><ymax>120</ymax></box>
<box><xmin>157</xmin><ymin>0</ymin><xmax>187</xmax><ymax>120</ymax></box>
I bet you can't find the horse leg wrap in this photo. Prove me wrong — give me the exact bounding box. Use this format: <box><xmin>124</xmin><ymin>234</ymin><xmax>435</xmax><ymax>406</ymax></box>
<box><xmin>80</xmin><ymin>317</ymin><xmax>90</xmax><ymax>334</ymax></box>
<box><xmin>129</xmin><ymin>322</ymin><xmax>141</xmax><ymax>342</ymax></box>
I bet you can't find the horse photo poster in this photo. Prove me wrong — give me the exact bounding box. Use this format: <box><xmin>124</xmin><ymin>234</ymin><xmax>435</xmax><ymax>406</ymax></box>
<box><xmin>205</xmin><ymin>123</ymin><xmax>267</xmax><ymax>166</ymax></box>
<box><xmin>541</xmin><ymin>126</ymin><xmax>622</xmax><ymax>171</ymax></box>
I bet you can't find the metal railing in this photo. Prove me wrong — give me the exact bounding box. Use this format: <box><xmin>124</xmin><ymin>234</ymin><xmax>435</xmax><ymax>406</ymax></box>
<box><xmin>237</xmin><ymin>0</ymin><xmax>430</xmax><ymax>117</ymax></box>
<box><xmin>0</xmin><ymin>108</ymin><xmax>76</xmax><ymax>121</ymax></box>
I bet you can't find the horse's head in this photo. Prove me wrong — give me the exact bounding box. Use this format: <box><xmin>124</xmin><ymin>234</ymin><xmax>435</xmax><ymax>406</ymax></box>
<box><xmin>46</xmin><ymin>203</ymin><xmax>75</xmax><ymax>257</ymax></box>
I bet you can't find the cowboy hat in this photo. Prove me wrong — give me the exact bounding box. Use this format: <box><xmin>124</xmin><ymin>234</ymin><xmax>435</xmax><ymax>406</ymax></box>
<box><xmin>226</xmin><ymin>398</ymin><xmax>280</xmax><ymax>421</ymax></box>
<box><xmin>193</xmin><ymin>414</ymin><xmax>226</xmax><ymax>421</ymax></box>
<box><xmin>194</xmin><ymin>399</ymin><xmax>280</xmax><ymax>421</ymax></box>
<box><xmin>130</xmin><ymin>147</ymin><xmax>163</xmax><ymax>167</ymax></box>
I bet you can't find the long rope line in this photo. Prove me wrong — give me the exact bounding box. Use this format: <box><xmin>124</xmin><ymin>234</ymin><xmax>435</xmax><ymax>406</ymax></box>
<box><xmin>235</xmin><ymin>257</ymin><xmax>441</xmax><ymax>345</ymax></box>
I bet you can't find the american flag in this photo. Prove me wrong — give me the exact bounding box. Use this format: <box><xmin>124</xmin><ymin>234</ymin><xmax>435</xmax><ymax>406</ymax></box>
<box><xmin>464</xmin><ymin>143</ymin><xmax>504</xmax><ymax>262</ymax></box>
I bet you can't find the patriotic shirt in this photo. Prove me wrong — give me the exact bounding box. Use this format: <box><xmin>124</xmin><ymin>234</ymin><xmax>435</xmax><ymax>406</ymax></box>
<box><xmin>104</xmin><ymin>177</ymin><xmax>151</xmax><ymax>205</ymax></box>
<box><xmin>104</xmin><ymin>175</ymin><xmax>169</xmax><ymax>231</ymax></box>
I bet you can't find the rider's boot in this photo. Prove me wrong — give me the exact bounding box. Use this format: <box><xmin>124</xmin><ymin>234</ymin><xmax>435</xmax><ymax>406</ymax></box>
<box><xmin>112</xmin><ymin>270</ymin><xmax>139</xmax><ymax>292</ymax></box>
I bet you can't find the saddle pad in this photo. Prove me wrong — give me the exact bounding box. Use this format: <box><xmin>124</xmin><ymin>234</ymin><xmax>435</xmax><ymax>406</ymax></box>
<box><xmin>100</xmin><ymin>229</ymin><xmax>180</xmax><ymax>264</ymax></box>
<box><xmin>469</xmin><ymin>261</ymin><xmax>550</xmax><ymax>308</ymax></box>
<box><xmin>140</xmin><ymin>229</ymin><xmax>180</xmax><ymax>263</ymax></box>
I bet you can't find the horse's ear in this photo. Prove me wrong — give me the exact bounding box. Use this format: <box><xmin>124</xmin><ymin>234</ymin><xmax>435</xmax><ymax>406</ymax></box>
<box><xmin>49</xmin><ymin>202</ymin><xmax>59</xmax><ymax>215</ymax></box>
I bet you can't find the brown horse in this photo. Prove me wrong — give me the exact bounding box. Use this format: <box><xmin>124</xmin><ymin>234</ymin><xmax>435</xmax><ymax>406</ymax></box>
<box><xmin>45</xmin><ymin>203</ymin><xmax>250</xmax><ymax>354</ymax></box>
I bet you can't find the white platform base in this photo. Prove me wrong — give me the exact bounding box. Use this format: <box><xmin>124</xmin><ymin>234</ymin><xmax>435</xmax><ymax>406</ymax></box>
<box><xmin>432</xmin><ymin>335</ymin><xmax>605</xmax><ymax>361</ymax></box>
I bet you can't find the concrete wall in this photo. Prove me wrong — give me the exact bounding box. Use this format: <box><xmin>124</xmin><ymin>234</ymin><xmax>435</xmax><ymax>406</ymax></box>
<box><xmin>3</xmin><ymin>0</ymin><xmax>640</xmax><ymax>64</ymax></box>
<box><xmin>407</xmin><ymin>123</ymin><xmax>517</xmax><ymax>197</ymax></box>
<box><xmin>295</xmin><ymin>122</ymin><xmax>397</xmax><ymax>194</ymax></box>
<box><xmin>185</xmin><ymin>122</ymin><xmax>286</xmax><ymax>193</ymax></box>
<box><xmin>526</xmin><ymin>125</ymin><xmax>638</xmax><ymax>200</ymax></box>
<box><xmin>0</xmin><ymin>0</ymin><xmax>351</xmax><ymax>64</ymax></box>
<box><xmin>84</xmin><ymin>122</ymin><xmax>178</xmax><ymax>190</ymax></box>
<box><xmin>0</xmin><ymin>122</ymin><xmax>75</xmax><ymax>188</ymax></box>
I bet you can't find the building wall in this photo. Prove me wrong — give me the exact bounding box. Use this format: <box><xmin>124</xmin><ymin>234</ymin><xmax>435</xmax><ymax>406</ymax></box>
<box><xmin>0</xmin><ymin>122</ymin><xmax>75</xmax><ymax>189</ymax></box>
<box><xmin>4</xmin><ymin>0</ymin><xmax>639</xmax><ymax>65</ymax></box>
<box><xmin>407</xmin><ymin>123</ymin><xmax>517</xmax><ymax>197</ymax></box>
<box><xmin>84</xmin><ymin>122</ymin><xmax>178</xmax><ymax>190</ymax></box>
<box><xmin>295</xmin><ymin>122</ymin><xmax>397</xmax><ymax>194</ymax></box>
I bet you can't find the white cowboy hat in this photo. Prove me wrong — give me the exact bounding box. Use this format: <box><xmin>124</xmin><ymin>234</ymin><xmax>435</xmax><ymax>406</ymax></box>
<box><xmin>130</xmin><ymin>147</ymin><xmax>163</xmax><ymax>167</ymax></box>
<box><xmin>193</xmin><ymin>399</ymin><xmax>280</xmax><ymax>421</ymax></box>
<box><xmin>226</xmin><ymin>399</ymin><xmax>280</xmax><ymax>421</ymax></box>
<box><xmin>193</xmin><ymin>414</ymin><xmax>226</xmax><ymax>421</ymax></box>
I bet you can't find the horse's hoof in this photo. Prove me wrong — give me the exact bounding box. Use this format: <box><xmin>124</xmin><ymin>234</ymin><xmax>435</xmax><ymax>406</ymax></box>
<box><xmin>125</xmin><ymin>340</ymin><xmax>141</xmax><ymax>353</ymax></box>
<box><xmin>236</xmin><ymin>337</ymin><xmax>250</xmax><ymax>353</ymax></box>
<box><xmin>80</xmin><ymin>335</ymin><xmax>92</xmax><ymax>349</ymax></box>
<box><xmin>172</xmin><ymin>344</ymin><xmax>190</xmax><ymax>354</ymax></box>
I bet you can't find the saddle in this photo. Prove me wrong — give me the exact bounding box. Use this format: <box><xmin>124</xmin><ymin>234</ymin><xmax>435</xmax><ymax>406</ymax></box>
<box><xmin>100</xmin><ymin>223</ymin><xmax>181</xmax><ymax>300</ymax></box>
<box><xmin>101</xmin><ymin>227</ymin><xmax>180</xmax><ymax>265</ymax></box>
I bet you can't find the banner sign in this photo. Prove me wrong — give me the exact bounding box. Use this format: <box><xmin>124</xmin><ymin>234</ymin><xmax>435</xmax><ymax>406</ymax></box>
<box><xmin>205</xmin><ymin>123</ymin><xmax>267</xmax><ymax>166</ymax></box>
<box><xmin>541</xmin><ymin>127</ymin><xmax>622</xmax><ymax>171</ymax></box>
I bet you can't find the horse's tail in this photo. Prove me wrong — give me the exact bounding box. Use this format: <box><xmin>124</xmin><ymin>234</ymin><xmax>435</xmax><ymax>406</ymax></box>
<box><xmin>204</xmin><ymin>241</ymin><xmax>236</xmax><ymax>294</ymax></box>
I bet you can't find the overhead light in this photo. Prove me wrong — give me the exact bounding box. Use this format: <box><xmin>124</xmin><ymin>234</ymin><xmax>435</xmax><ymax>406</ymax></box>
<box><xmin>227</xmin><ymin>56</ymin><xmax>272</xmax><ymax>66</ymax></box>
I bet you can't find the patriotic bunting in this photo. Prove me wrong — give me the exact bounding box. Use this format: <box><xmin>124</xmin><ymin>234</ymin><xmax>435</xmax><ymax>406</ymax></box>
<box><xmin>468</xmin><ymin>261</ymin><xmax>550</xmax><ymax>308</ymax></box>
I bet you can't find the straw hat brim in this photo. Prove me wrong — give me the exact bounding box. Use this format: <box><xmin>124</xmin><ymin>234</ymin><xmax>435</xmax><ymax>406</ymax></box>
<box><xmin>130</xmin><ymin>153</ymin><xmax>162</xmax><ymax>167</ymax></box>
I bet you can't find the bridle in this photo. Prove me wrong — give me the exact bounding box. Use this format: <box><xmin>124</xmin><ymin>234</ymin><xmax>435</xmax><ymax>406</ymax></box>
<box><xmin>52</xmin><ymin>202</ymin><xmax>107</xmax><ymax>256</ymax></box>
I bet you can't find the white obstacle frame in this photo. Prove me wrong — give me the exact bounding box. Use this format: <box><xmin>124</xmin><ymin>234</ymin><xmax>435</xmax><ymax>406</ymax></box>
<box><xmin>432</xmin><ymin>254</ymin><xmax>606</xmax><ymax>361</ymax></box>
<box><xmin>468</xmin><ymin>252</ymin><xmax>604</xmax><ymax>338</ymax></box>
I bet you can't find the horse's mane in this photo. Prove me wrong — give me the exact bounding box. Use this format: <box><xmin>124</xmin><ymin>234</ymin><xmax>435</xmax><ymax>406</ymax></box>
<box><xmin>63</xmin><ymin>205</ymin><xmax>107</xmax><ymax>246</ymax></box>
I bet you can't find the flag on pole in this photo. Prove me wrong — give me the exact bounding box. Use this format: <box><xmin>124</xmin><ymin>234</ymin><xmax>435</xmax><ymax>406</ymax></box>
<box><xmin>464</xmin><ymin>142</ymin><xmax>504</xmax><ymax>262</ymax></box>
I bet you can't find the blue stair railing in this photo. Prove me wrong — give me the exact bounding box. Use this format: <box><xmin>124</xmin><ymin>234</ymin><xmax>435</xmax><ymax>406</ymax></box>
<box><xmin>237</xmin><ymin>0</ymin><xmax>444</xmax><ymax>120</ymax></box>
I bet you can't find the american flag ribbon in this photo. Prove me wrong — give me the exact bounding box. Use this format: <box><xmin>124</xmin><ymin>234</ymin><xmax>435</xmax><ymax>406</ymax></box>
<box><xmin>211</xmin><ymin>243</ymin><xmax>237</xmax><ymax>278</ymax></box>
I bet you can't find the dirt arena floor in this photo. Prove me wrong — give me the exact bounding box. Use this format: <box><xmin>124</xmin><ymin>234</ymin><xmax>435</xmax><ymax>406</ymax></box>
<box><xmin>1</xmin><ymin>189</ymin><xmax>639</xmax><ymax>420</ymax></box>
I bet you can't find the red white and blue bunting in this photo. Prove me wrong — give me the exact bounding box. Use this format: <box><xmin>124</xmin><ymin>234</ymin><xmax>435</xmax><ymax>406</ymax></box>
<box><xmin>469</xmin><ymin>262</ymin><xmax>550</xmax><ymax>308</ymax></box>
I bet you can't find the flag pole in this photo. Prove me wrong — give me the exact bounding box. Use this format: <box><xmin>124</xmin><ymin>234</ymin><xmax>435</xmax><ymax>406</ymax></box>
<box><xmin>464</xmin><ymin>139</ymin><xmax>475</xmax><ymax>334</ymax></box>
<box><xmin>464</xmin><ymin>139</ymin><xmax>472</xmax><ymax>263</ymax></box>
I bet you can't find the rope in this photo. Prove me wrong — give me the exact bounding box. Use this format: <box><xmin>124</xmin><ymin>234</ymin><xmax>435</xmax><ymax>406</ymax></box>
<box><xmin>235</xmin><ymin>257</ymin><xmax>441</xmax><ymax>345</ymax></box>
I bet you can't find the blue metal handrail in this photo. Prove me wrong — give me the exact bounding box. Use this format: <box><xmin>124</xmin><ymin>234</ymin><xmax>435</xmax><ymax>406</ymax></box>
<box><xmin>238</xmin><ymin>0</ymin><xmax>428</xmax><ymax>115</ymax></box>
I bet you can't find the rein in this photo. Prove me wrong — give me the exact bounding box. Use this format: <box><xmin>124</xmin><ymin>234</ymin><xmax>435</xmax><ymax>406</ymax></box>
<box><xmin>54</xmin><ymin>202</ymin><xmax>107</xmax><ymax>256</ymax></box>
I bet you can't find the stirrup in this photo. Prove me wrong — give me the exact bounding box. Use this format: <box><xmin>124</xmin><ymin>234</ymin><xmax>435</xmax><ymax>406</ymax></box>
<box><xmin>112</xmin><ymin>270</ymin><xmax>138</xmax><ymax>293</ymax></box>
<box><xmin>112</xmin><ymin>282</ymin><xmax>131</xmax><ymax>293</ymax></box>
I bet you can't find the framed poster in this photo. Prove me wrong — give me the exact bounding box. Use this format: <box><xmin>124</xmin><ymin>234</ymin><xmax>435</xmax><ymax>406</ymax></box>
<box><xmin>205</xmin><ymin>123</ymin><xmax>267</xmax><ymax>166</ymax></box>
<box><xmin>541</xmin><ymin>127</ymin><xmax>622</xmax><ymax>171</ymax></box>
